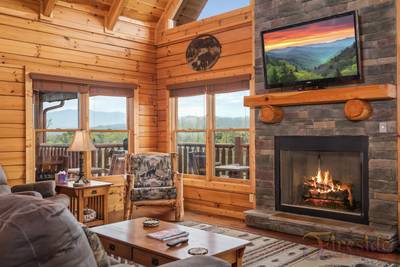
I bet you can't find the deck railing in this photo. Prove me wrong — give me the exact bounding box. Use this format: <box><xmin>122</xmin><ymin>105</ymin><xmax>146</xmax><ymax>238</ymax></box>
<box><xmin>176</xmin><ymin>142</ymin><xmax>250</xmax><ymax>175</ymax></box>
<box><xmin>38</xmin><ymin>143</ymin><xmax>125</xmax><ymax>170</ymax></box>
<box><xmin>39</xmin><ymin>141</ymin><xmax>250</xmax><ymax>177</ymax></box>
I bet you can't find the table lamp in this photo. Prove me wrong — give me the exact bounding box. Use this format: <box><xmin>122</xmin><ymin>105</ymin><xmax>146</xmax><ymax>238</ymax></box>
<box><xmin>68</xmin><ymin>130</ymin><xmax>96</xmax><ymax>187</ymax></box>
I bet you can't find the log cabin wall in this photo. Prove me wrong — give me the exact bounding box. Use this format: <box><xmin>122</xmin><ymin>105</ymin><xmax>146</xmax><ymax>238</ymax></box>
<box><xmin>156</xmin><ymin>6</ymin><xmax>255</xmax><ymax>219</ymax></box>
<box><xmin>0</xmin><ymin>0</ymin><xmax>158</xmax><ymax>217</ymax></box>
<box><xmin>0</xmin><ymin>64</ymin><xmax>25</xmax><ymax>187</ymax></box>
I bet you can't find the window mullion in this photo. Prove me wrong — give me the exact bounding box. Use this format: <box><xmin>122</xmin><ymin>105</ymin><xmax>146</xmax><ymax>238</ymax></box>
<box><xmin>79</xmin><ymin>92</ymin><xmax>91</xmax><ymax>178</ymax></box>
<box><xmin>206</xmin><ymin>93</ymin><xmax>214</xmax><ymax>181</ymax></box>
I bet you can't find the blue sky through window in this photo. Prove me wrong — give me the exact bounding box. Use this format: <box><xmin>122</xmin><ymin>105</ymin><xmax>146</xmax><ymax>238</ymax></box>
<box><xmin>197</xmin><ymin>0</ymin><xmax>250</xmax><ymax>20</ymax></box>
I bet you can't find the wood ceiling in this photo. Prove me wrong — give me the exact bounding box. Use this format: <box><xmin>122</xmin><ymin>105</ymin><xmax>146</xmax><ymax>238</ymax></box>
<box><xmin>40</xmin><ymin>0</ymin><xmax>208</xmax><ymax>30</ymax></box>
<box><xmin>42</xmin><ymin>0</ymin><xmax>171</xmax><ymax>29</ymax></box>
<box><xmin>173</xmin><ymin>0</ymin><xmax>207</xmax><ymax>26</ymax></box>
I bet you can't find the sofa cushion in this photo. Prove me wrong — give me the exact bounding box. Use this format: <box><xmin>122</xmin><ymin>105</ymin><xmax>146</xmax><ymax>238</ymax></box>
<box><xmin>0</xmin><ymin>194</ymin><xmax>97</xmax><ymax>267</ymax></box>
<box><xmin>12</xmin><ymin>180</ymin><xmax>56</xmax><ymax>198</ymax></box>
<box><xmin>0</xmin><ymin>165</ymin><xmax>10</xmax><ymax>194</ymax></box>
<box><xmin>47</xmin><ymin>193</ymin><xmax>70</xmax><ymax>208</ymax></box>
<box><xmin>128</xmin><ymin>153</ymin><xmax>173</xmax><ymax>188</ymax></box>
<box><xmin>131</xmin><ymin>186</ymin><xmax>177</xmax><ymax>201</ymax></box>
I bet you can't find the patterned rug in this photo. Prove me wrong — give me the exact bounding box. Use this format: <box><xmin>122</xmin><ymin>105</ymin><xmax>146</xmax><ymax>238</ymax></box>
<box><xmin>180</xmin><ymin>221</ymin><xmax>398</xmax><ymax>267</ymax></box>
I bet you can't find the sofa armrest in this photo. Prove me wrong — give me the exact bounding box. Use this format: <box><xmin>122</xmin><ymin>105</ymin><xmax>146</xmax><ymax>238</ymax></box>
<box><xmin>13</xmin><ymin>191</ymin><xmax>43</xmax><ymax>198</ymax></box>
<box><xmin>11</xmin><ymin>181</ymin><xmax>56</xmax><ymax>198</ymax></box>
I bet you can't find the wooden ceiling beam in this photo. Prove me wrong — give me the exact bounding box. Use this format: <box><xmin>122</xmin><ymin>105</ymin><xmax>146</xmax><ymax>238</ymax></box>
<box><xmin>42</xmin><ymin>0</ymin><xmax>58</xmax><ymax>17</ymax></box>
<box><xmin>155</xmin><ymin>0</ymin><xmax>183</xmax><ymax>43</ymax></box>
<box><xmin>105</xmin><ymin>0</ymin><xmax>124</xmax><ymax>30</ymax></box>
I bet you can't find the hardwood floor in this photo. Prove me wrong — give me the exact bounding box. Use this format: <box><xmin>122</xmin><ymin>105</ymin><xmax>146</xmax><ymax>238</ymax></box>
<box><xmin>109</xmin><ymin>209</ymin><xmax>400</xmax><ymax>264</ymax></box>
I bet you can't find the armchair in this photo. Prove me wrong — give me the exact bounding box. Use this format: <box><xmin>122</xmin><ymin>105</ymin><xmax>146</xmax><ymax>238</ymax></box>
<box><xmin>124</xmin><ymin>152</ymin><xmax>184</xmax><ymax>221</ymax></box>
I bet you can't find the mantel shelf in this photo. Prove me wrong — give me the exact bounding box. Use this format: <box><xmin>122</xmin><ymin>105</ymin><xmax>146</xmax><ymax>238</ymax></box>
<box><xmin>244</xmin><ymin>84</ymin><xmax>397</xmax><ymax>108</ymax></box>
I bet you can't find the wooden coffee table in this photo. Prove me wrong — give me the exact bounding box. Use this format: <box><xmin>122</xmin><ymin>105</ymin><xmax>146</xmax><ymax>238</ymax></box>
<box><xmin>91</xmin><ymin>218</ymin><xmax>250</xmax><ymax>267</ymax></box>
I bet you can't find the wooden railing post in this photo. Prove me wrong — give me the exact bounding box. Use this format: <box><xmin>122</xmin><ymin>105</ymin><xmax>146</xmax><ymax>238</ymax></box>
<box><xmin>234</xmin><ymin>137</ymin><xmax>243</xmax><ymax>165</ymax></box>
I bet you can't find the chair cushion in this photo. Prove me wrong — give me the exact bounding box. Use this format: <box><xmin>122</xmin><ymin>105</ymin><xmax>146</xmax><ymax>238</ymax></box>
<box><xmin>131</xmin><ymin>186</ymin><xmax>177</xmax><ymax>201</ymax></box>
<box><xmin>0</xmin><ymin>194</ymin><xmax>97</xmax><ymax>267</ymax></box>
<box><xmin>128</xmin><ymin>153</ymin><xmax>173</xmax><ymax>188</ymax></box>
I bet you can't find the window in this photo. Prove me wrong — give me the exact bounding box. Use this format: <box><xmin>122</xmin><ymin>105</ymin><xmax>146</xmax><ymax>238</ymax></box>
<box><xmin>89</xmin><ymin>95</ymin><xmax>128</xmax><ymax>177</ymax></box>
<box><xmin>34</xmin><ymin>91</ymin><xmax>79</xmax><ymax>181</ymax></box>
<box><xmin>32</xmin><ymin>74</ymin><xmax>136</xmax><ymax>181</ymax></box>
<box><xmin>173</xmin><ymin>0</ymin><xmax>250</xmax><ymax>26</ymax></box>
<box><xmin>214</xmin><ymin>91</ymin><xmax>250</xmax><ymax>179</ymax></box>
<box><xmin>197</xmin><ymin>0</ymin><xmax>250</xmax><ymax>20</ymax></box>
<box><xmin>175</xmin><ymin>95</ymin><xmax>206</xmax><ymax>176</ymax></box>
<box><xmin>171</xmin><ymin>82</ymin><xmax>251</xmax><ymax>182</ymax></box>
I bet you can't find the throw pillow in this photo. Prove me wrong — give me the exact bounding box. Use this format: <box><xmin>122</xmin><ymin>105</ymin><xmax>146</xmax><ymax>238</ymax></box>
<box><xmin>81</xmin><ymin>225</ymin><xmax>111</xmax><ymax>267</ymax></box>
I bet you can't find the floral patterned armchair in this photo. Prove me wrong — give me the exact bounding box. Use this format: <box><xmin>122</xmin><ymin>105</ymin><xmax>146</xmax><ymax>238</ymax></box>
<box><xmin>124</xmin><ymin>152</ymin><xmax>184</xmax><ymax>221</ymax></box>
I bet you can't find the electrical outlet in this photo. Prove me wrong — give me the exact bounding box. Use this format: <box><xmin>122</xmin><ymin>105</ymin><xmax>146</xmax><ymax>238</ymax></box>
<box><xmin>249</xmin><ymin>194</ymin><xmax>255</xmax><ymax>203</ymax></box>
<box><xmin>379</xmin><ymin>122</ymin><xmax>388</xmax><ymax>133</ymax></box>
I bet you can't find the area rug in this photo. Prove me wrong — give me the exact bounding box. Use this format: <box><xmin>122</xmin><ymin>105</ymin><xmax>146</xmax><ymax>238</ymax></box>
<box><xmin>180</xmin><ymin>221</ymin><xmax>398</xmax><ymax>267</ymax></box>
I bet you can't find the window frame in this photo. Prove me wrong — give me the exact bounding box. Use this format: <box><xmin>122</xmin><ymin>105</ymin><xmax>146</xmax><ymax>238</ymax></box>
<box><xmin>170</xmin><ymin>86</ymin><xmax>253</xmax><ymax>186</ymax></box>
<box><xmin>31</xmin><ymin>74</ymin><xmax>138</xmax><ymax>180</ymax></box>
<box><xmin>172</xmin><ymin>96</ymin><xmax>207</xmax><ymax>179</ymax></box>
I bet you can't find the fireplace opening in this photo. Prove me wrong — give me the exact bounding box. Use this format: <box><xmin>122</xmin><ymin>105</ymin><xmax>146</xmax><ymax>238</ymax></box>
<box><xmin>275</xmin><ymin>136</ymin><xmax>368</xmax><ymax>224</ymax></box>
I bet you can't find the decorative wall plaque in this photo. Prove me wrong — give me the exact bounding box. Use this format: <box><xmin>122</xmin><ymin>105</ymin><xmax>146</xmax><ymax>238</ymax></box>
<box><xmin>186</xmin><ymin>34</ymin><xmax>221</xmax><ymax>71</ymax></box>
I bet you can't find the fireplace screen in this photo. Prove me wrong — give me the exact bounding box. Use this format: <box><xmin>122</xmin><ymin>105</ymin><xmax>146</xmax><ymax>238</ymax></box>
<box><xmin>275</xmin><ymin>136</ymin><xmax>368</xmax><ymax>224</ymax></box>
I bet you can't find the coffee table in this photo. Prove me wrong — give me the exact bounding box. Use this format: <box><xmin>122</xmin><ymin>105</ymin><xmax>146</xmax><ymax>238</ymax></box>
<box><xmin>91</xmin><ymin>218</ymin><xmax>250</xmax><ymax>267</ymax></box>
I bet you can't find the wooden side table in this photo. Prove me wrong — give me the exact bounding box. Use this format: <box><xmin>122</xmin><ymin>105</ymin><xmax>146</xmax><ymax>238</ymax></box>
<box><xmin>56</xmin><ymin>180</ymin><xmax>112</xmax><ymax>227</ymax></box>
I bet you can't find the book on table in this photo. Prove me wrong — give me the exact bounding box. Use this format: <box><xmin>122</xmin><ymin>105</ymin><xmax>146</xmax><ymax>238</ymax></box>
<box><xmin>147</xmin><ymin>229</ymin><xmax>189</xmax><ymax>241</ymax></box>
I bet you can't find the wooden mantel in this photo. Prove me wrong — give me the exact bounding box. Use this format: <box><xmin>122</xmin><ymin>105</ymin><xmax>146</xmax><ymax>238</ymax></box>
<box><xmin>244</xmin><ymin>84</ymin><xmax>396</xmax><ymax>108</ymax></box>
<box><xmin>244</xmin><ymin>84</ymin><xmax>396</xmax><ymax>123</ymax></box>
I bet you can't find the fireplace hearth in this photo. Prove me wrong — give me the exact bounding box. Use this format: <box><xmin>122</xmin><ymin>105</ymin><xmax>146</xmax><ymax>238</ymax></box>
<box><xmin>275</xmin><ymin>136</ymin><xmax>368</xmax><ymax>224</ymax></box>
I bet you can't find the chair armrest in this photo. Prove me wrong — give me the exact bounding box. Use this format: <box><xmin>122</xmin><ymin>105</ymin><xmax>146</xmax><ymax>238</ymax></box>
<box><xmin>11</xmin><ymin>181</ymin><xmax>56</xmax><ymax>198</ymax></box>
<box><xmin>13</xmin><ymin>191</ymin><xmax>43</xmax><ymax>198</ymax></box>
<box><xmin>173</xmin><ymin>171</ymin><xmax>183</xmax><ymax>180</ymax></box>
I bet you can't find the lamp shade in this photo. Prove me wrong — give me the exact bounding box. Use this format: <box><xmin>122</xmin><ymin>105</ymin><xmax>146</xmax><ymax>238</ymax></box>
<box><xmin>68</xmin><ymin>130</ymin><xmax>96</xmax><ymax>152</ymax></box>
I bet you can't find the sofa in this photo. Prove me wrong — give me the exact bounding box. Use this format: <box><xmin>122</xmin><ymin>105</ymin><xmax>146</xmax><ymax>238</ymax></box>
<box><xmin>0</xmin><ymin>165</ymin><xmax>69</xmax><ymax>207</ymax></box>
<box><xmin>0</xmin><ymin>194</ymin><xmax>229</xmax><ymax>267</ymax></box>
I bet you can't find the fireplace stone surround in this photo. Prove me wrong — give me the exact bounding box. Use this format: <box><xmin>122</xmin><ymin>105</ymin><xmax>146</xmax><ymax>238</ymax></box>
<box><xmin>245</xmin><ymin>0</ymin><xmax>398</xmax><ymax>252</ymax></box>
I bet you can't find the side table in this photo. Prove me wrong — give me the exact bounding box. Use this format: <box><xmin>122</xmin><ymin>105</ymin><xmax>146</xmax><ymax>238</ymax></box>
<box><xmin>56</xmin><ymin>180</ymin><xmax>112</xmax><ymax>227</ymax></box>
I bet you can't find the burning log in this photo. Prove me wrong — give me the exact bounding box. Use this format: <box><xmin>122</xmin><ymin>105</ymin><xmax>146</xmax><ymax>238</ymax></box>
<box><xmin>303</xmin><ymin>167</ymin><xmax>354</xmax><ymax>209</ymax></box>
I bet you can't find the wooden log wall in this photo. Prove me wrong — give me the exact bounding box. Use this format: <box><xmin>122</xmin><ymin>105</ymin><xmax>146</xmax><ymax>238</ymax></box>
<box><xmin>0</xmin><ymin>64</ymin><xmax>25</xmax><ymax>187</ymax></box>
<box><xmin>156</xmin><ymin>7</ymin><xmax>254</xmax><ymax>219</ymax></box>
<box><xmin>0</xmin><ymin>0</ymin><xmax>254</xmax><ymax>220</ymax></box>
<box><xmin>0</xmin><ymin>0</ymin><xmax>158</xmax><ymax>217</ymax></box>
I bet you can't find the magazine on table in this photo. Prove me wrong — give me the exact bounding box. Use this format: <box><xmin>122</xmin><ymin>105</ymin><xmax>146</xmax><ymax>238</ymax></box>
<box><xmin>147</xmin><ymin>229</ymin><xmax>189</xmax><ymax>241</ymax></box>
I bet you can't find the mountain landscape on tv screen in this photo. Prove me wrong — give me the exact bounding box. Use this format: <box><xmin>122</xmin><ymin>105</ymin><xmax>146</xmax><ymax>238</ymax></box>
<box><xmin>265</xmin><ymin>36</ymin><xmax>358</xmax><ymax>86</ymax></box>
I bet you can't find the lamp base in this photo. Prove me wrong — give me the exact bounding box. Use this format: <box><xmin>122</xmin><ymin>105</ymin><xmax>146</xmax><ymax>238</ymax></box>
<box><xmin>73</xmin><ymin>181</ymin><xmax>86</xmax><ymax>187</ymax></box>
<box><xmin>73</xmin><ymin>176</ymin><xmax>90</xmax><ymax>187</ymax></box>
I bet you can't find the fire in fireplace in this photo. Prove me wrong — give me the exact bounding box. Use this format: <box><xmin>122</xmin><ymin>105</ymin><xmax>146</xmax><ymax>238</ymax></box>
<box><xmin>275</xmin><ymin>136</ymin><xmax>368</xmax><ymax>224</ymax></box>
<box><xmin>303</xmin><ymin>163</ymin><xmax>353</xmax><ymax>210</ymax></box>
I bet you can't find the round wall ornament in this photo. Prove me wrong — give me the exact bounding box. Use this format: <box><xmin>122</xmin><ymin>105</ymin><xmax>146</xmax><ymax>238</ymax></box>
<box><xmin>186</xmin><ymin>34</ymin><xmax>221</xmax><ymax>71</ymax></box>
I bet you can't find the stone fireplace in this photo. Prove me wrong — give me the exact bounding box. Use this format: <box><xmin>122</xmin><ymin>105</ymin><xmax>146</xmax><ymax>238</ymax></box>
<box><xmin>246</xmin><ymin>0</ymin><xmax>398</xmax><ymax>252</ymax></box>
<box><xmin>275</xmin><ymin>136</ymin><xmax>369</xmax><ymax>224</ymax></box>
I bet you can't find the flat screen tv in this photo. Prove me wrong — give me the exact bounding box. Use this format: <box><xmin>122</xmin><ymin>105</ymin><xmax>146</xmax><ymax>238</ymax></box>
<box><xmin>261</xmin><ymin>11</ymin><xmax>361</xmax><ymax>89</ymax></box>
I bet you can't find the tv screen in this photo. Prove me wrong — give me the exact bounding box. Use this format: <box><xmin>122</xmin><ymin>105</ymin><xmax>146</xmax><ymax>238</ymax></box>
<box><xmin>261</xmin><ymin>11</ymin><xmax>361</xmax><ymax>89</ymax></box>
